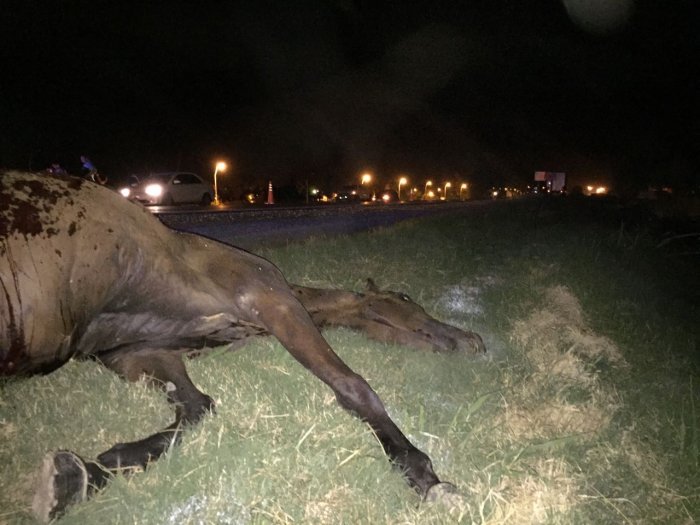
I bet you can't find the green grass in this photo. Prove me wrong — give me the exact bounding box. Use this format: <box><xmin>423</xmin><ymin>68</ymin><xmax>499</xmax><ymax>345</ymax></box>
<box><xmin>1</xmin><ymin>197</ymin><xmax>698</xmax><ymax>523</ymax></box>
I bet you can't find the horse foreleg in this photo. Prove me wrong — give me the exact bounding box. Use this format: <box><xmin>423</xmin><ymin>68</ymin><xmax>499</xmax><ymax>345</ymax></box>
<box><xmin>32</xmin><ymin>350</ymin><xmax>213</xmax><ymax>522</ymax></box>
<box><xmin>255</xmin><ymin>292</ymin><xmax>447</xmax><ymax>497</ymax></box>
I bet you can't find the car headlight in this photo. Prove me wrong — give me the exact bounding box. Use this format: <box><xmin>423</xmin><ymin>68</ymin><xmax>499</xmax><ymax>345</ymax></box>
<box><xmin>145</xmin><ymin>184</ymin><xmax>163</xmax><ymax>197</ymax></box>
<box><xmin>119</xmin><ymin>187</ymin><xmax>131</xmax><ymax>198</ymax></box>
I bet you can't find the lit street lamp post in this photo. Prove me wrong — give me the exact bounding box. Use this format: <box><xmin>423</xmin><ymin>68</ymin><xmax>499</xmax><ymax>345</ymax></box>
<box><xmin>443</xmin><ymin>181</ymin><xmax>452</xmax><ymax>200</ymax></box>
<box><xmin>398</xmin><ymin>176</ymin><xmax>408</xmax><ymax>201</ymax></box>
<box><xmin>424</xmin><ymin>180</ymin><xmax>432</xmax><ymax>200</ymax></box>
<box><xmin>460</xmin><ymin>183</ymin><xmax>468</xmax><ymax>200</ymax></box>
<box><xmin>361</xmin><ymin>172</ymin><xmax>373</xmax><ymax>200</ymax></box>
<box><xmin>213</xmin><ymin>161</ymin><xmax>226</xmax><ymax>206</ymax></box>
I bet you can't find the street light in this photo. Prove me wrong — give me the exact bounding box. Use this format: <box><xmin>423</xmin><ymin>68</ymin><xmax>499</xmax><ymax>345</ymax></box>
<box><xmin>398</xmin><ymin>176</ymin><xmax>408</xmax><ymax>201</ymax></box>
<box><xmin>460</xmin><ymin>182</ymin><xmax>468</xmax><ymax>200</ymax></box>
<box><xmin>443</xmin><ymin>181</ymin><xmax>452</xmax><ymax>200</ymax></box>
<box><xmin>424</xmin><ymin>180</ymin><xmax>432</xmax><ymax>200</ymax></box>
<box><xmin>213</xmin><ymin>161</ymin><xmax>226</xmax><ymax>206</ymax></box>
<box><xmin>361</xmin><ymin>172</ymin><xmax>372</xmax><ymax>186</ymax></box>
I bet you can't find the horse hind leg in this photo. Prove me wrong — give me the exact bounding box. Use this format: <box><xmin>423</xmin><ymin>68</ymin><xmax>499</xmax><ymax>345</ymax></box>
<box><xmin>95</xmin><ymin>349</ymin><xmax>215</xmax><ymax>469</ymax></box>
<box><xmin>32</xmin><ymin>349</ymin><xmax>214</xmax><ymax>523</ymax></box>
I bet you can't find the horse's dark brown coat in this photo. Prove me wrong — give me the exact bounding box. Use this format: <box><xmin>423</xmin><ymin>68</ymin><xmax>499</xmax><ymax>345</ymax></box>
<box><xmin>1</xmin><ymin>172</ymin><xmax>484</xmax><ymax>521</ymax></box>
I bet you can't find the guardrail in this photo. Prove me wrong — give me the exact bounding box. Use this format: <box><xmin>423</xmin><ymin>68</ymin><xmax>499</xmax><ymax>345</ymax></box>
<box><xmin>157</xmin><ymin>201</ymin><xmax>482</xmax><ymax>227</ymax></box>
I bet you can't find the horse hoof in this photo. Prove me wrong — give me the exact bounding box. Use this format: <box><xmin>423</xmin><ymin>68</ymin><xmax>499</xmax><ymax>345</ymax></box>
<box><xmin>32</xmin><ymin>451</ymin><xmax>89</xmax><ymax>523</ymax></box>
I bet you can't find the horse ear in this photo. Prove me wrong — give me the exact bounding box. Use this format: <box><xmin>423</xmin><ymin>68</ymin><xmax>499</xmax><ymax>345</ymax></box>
<box><xmin>366</xmin><ymin>278</ymin><xmax>380</xmax><ymax>293</ymax></box>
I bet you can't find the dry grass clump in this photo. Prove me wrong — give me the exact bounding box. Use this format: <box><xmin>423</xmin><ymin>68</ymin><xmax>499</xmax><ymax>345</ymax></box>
<box><xmin>495</xmin><ymin>458</ymin><xmax>580</xmax><ymax>524</ymax></box>
<box><xmin>470</xmin><ymin>284</ymin><xmax>628</xmax><ymax>522</ymax></box>
<box><xmin>514</xmin><ymin>285</ymin><xmax>625</xmax><ymax>366</ymax></box>
<box><xmin>504</xmin><ymin>398</ymin><xmax>614</xmax><ymax>440</ymax></box>
<box><xmin>304</xmin><ymin>484</ymin><xmax>356</xmax><ymax>524</ymax></box>
<box><xmin>494</xmin><ymin>283</ymin><xmax>692</xmax><ymax>523</ymax></box>
<box><xmin>506</xmin><ymin>285</ymin><xmax>625</xmax><ymax>441</ymax></box>
<box><xmin>422</xmin><ymin>458</ymin><xmax>582</xmax><ymax>525</ymax></box>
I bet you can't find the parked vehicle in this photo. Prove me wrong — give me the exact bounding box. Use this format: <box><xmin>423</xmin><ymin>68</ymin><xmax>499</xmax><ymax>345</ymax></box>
<box><xmin>119</xmin><ymin>172</ymin><xmax>213</xmax><ymax>206</ymax></box>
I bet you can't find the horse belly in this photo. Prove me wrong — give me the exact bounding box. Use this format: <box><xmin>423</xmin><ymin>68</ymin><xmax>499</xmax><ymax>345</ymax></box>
<box><xmin>1</xmin><ymin>241</ymin><xmax>76</xmax><ymax>376</ymax></box>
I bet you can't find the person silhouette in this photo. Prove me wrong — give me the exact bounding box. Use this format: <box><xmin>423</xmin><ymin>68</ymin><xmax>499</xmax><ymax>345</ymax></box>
<box><xmin>80</xmin><ymin>155</ymin><xmax>107</xmax><ymax>184</ymax></box>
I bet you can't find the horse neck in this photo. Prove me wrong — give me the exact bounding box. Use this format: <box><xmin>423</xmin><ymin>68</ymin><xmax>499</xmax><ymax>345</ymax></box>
<box><xmin>290</xmin><ymin>285</ymin><xmax>366</xmax><ymax>327</ymax></box>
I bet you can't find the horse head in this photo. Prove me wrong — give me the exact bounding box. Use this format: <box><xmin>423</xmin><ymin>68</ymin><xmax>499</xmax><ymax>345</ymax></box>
<box><xmin>293</xmin><ymin>279</ymin><xmax>486</xmax><ymax>355</ymax></box>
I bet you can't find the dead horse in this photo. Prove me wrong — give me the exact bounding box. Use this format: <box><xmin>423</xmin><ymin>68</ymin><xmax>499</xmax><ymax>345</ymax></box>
<box><xmin>0</xmin><ymin>172</ymin><xmax>485</xmax><ymax>521</ymax></box>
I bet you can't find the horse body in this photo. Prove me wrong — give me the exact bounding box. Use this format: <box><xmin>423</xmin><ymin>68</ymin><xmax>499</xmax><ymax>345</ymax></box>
<box><xmin>1</xmin><ymin>174</ymin><xmax>278</xmax><ymax>373</ymax></box>
<box><xmin>1</xmin><ymin>172</ymin><xmax>484</xmax><ymax>522</ymax></box>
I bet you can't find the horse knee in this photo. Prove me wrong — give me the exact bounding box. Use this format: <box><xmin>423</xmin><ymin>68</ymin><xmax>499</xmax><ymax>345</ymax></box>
<box><xmin>332</xmin><ymin>373</ymin><xmax>385</xmax><ymax>419</ymax></box>
<box><xmin>171</xmin><ymin>386</ymin><xmax>215</xmax><ymax>424</ymax></box>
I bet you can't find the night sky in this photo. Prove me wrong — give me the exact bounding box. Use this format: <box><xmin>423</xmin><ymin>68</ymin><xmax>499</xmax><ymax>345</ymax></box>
<box><xmin>1</xmin><ymin>1</ymin><xmax>698</xmax><ymax>193</ymax></box>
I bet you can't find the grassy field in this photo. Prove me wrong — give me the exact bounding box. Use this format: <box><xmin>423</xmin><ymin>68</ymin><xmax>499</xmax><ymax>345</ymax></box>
<box><xmin>1</xmin><ymin>197</ymin><xmax>698</xmax><ymax>524</ymax></box>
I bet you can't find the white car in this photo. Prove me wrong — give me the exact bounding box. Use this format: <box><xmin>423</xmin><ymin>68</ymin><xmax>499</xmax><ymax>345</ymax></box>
<box><xmin>120</xmin><ymin>172</ymin><xmax>214</xmax><ymax>206</ymax></box>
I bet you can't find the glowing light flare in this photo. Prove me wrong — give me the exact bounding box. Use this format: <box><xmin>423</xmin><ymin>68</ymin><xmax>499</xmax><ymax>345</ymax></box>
<box><xmin>361</xmin><ymin>173</ymin><xmax>372</xmax><ymax>185</ymax></box>
<box><xmin>145</xmin><ymin>184</ymin><xmax>163</xmax><ymax>197</ymax></box>
<box><xmin>119</xmin><ymin>188</ymin><xmax>130</xmax><ymax>198</ymax></box>
<box><xmin>586</xmin><ymin>185</ymin><xmax>608</xmax><ymax>195</ymax></box>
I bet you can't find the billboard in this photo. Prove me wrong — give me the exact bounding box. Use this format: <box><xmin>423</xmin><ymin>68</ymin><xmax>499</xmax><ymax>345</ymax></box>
<box><xmin>534</xmin><ymin>171</ymin><xmax>566</xmax><ymax>192</ymax></box>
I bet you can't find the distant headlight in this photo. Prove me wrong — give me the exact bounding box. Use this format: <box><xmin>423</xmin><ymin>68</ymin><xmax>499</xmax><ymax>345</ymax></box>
<box><xmin>119</xmin><ymin>187</ymin><xmax>131</xmax><ymax>198</ymax></box>
<box><xmin>145</xmin><ymin>184</ymin><xmax>163</xmax><ymax>197</ymax></box>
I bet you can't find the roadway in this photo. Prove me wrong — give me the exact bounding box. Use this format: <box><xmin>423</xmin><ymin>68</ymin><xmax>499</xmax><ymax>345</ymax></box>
<box><xmin>155</xmin><ymin>201</ymin><xmax>492</xmax><ymax>250</ymax></box>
